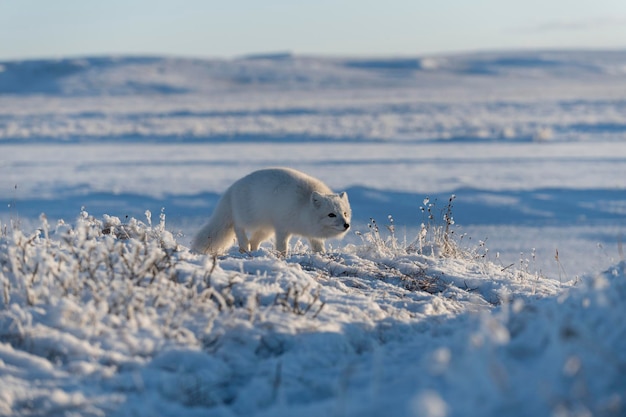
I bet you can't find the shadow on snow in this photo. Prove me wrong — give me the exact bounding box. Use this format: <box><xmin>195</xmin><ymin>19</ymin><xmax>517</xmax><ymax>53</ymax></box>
<box><xmin>1</xmin><ymin>187</ymin><xmax>623</xmax><ymax>235</ymax></box>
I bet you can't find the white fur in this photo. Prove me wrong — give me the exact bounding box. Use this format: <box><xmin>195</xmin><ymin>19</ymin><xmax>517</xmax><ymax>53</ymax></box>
<box><xmin>191</xmin><ymin>167</ymin><xmax>352</xmax><ymax>255</ymax></box>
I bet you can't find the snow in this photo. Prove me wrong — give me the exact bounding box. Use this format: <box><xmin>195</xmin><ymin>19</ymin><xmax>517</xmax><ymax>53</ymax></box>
<box><xmin>0</xmin><ymin>50</ymin><xmax>625</xmax><ymax>416</ymax></box>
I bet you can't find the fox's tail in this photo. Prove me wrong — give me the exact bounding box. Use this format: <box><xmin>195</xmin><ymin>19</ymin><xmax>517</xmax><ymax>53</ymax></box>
<box><xmin>191</xmin><ymin>192</ymin><xmax>235</xmax><ymax>255</ymax></box>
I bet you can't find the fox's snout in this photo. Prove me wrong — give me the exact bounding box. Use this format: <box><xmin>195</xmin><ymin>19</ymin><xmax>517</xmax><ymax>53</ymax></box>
<box><xmin>343</xmin><ymin>223</ymin><xmax>350</xmax><ymax>230</ymax></box>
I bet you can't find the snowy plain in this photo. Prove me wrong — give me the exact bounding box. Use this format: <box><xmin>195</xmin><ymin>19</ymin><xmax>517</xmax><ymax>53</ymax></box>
<box><xmin>0</xmin><ymin>50</ymin><xmax>625</xmax><ymax>416</ymax></box>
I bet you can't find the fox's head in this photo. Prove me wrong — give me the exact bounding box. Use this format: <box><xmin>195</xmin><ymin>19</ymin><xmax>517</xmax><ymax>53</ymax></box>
<box><xmin>311</xmin><ymin>191</ymin><xmax>352</xmax><ymax>238</ymax></box>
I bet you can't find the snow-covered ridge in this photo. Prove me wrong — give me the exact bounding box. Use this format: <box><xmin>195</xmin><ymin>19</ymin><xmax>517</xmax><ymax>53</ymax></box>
<box><xmin>1</xmin><ymin>212</ymin><xmax>623</xmax><ymax>416</ymax></box>
<box><xmin>2</xmin><ymin>50</ymin><xmax>626</xmax><ymax>96</ymax></box>
<box><xmin>1</xmin><ymin>50</ymin><xmax>626</xmax><ymax>143</ymax></box>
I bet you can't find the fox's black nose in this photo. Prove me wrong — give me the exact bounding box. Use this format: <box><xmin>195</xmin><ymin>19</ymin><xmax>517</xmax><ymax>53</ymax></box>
<box><xmin>344</xmin><ymin>223</ymin><xmax>350</xmax><ymax>230</ymax></box>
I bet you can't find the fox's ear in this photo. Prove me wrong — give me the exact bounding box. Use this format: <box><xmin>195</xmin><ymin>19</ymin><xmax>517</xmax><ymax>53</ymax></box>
<box><xmin>339</xmin><ymin>192</ymin><xmax>349</xmax><ymax>202</ymax></box>
<box><xmin>311</xmin><ymin>191</ymin><xmax>324</xmax><ymax>208</ymax></box>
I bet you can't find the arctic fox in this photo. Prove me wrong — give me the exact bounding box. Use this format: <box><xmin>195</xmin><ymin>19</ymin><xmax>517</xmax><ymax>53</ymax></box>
<box><xmin>191</xmin><ymin>167</ymin><xmax>351</xmax><ymax>255</ymax></box>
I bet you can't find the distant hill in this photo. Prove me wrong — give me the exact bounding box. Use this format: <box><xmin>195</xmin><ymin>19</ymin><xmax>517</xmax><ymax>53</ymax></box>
<box><xmin>1</xmin><ymin>50</ymin><xmax>625</xmax><ymax>96</ymax></box>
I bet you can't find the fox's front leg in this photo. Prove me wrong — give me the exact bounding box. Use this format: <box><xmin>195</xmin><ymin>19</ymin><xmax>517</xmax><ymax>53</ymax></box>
<box><xmin>274</xmin><ymin>230</ymin><xmax>291</xmax><ymax>255</ymax></box>
<box><xmin>309</xmin><ymin>238</ymin><xmax>325</xmax><ymax>253</ymax></box>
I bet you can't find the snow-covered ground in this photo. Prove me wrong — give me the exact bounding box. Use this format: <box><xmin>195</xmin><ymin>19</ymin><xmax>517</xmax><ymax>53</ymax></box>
<box><xmin>0</xmin><ymin>50</ymin><xmax>625</xmax><ymax>416</ymax></box>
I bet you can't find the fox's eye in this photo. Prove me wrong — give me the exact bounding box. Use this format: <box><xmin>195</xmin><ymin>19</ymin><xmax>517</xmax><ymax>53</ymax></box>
<box><xmin>328</xmin><ymin>213</ymin><xmax>337</xmax><ymax>218</ymax></box>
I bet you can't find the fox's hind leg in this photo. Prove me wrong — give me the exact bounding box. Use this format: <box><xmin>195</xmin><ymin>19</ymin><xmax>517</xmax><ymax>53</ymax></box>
<box><xmin>234</xmin><ymin>226</ymin><xmax>250</xmax><ymax>253</ymax></box>
<box><xmin>249</xmin><ymin>228</ymin><xmax>273</xmax><ymax>251</ymax></box>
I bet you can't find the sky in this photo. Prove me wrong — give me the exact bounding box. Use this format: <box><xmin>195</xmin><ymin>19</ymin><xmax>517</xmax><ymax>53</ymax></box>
<box><xmin>1</xmin><ymin>0</ymin><xmax>626</xmax><ymax>60</ymax></box>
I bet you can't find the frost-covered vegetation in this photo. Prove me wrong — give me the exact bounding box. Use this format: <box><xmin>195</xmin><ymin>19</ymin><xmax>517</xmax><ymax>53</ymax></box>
<box><xmin>1</xmin><ymin>207</ymin><xmax>624</xmax><ymax>417</ymax></box>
